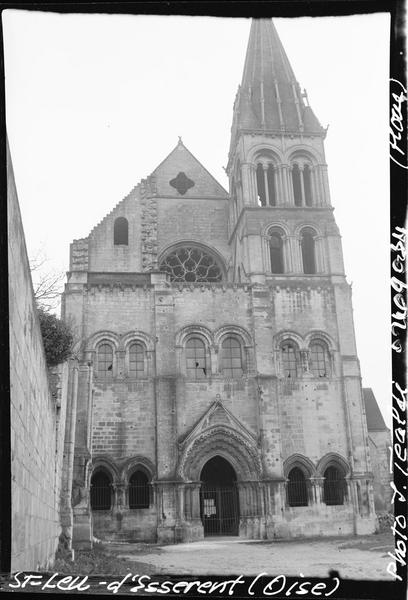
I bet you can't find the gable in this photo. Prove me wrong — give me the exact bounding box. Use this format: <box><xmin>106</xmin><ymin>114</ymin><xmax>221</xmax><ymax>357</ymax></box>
<box><xmin>151</xmin><ymin>140</ymin><xmax>229</xmax><ymax>199</ymax></box>
<box><xmin>363</xmin><ymin>388</ymin><xmax>388</xmax><ymax>431</ymax></box>
<box><xmin>178</xmin><ymin>400</ymin><xmax>257</xmax><ymax>449</ymax></box>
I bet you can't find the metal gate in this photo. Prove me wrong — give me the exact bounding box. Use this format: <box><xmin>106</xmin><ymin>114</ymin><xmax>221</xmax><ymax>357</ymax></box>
<box><xmin>200</xmin><ymin>485</ymin><xmax>239</xmax><ymax>536</ymax></box>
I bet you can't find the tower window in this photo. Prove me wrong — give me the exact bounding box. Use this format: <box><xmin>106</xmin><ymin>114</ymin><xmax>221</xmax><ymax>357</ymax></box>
<box><xmin>281</xmin><ymin>342</ymin><xmax>299</xmax><ymax>378</ymax></box>
<box><xmin>323</xmin><ymin>466</ymin><xmax>345</xmax><ymax>506</ymax></box>
<box><xmin>129</xmin><ymin>471</ymin><xmax>151</xmax><ymax>509</ymax></box>
<box><xmin>90</xmin><ymin>471</ymin><xmax>112</xmax><ymax>510</ymax></box>
<box><xmin>129</xmin><ymin>343</ymin><xmax>145</xmax><ymax>378</ymax></box>
<box><xmin>304</xmin><ymin>165</ymin><xmax>313</xmax><ymax>207</ymax></box>
<box><xmin>97</xmin><ymin>343</ymin><xmax>113</xmax><ymax>378</ymax></box>
<box><xmin>256</xmin><ymin>164</ymin><xmax>267</xmax><ymax>206</ymax></box>
<box><xmin>310</xmin><ymin>342</ymin><xmax>329</xmax><ymax>377</ymax></box>
<box><xmin>256</xmin><ymin>162</ymin><xmax>276</xmax><ymax>206</ymax></box>
<box><xmin>287</xmin><ymin>467</ymin><xmax>308</xmax><ymax>507</ymax></box>
<box><xmin>221</xmin><ymin>337</ymin><xmax>243</xmax><ymax>378</ymax></box>
<box><xmin>267</xmin><ymin>164</ymin><xmax>277</xmax><ymax>206</ymax></box>
<box><xmin>301</xmin><ymin>228</ymin><xmax>316</xmax><ymax>274</ymax></box>
<box><xmin>292</xmin><ymin>164</ymin><xmax>302</xmax><ymax>206</ymax></box>
<box><xmin>269</xmin><ymin>232</ymin><xmax>284</xmax><ymax>274</ymax></box>
<box><xmin>114</xmin><ymin>217</ymin><xmax>129</xmax><ymax>245</ymax></box>
<box><xmin>186</xmin><ymin>337</ymin><xmax>207</xmax><ymax>379</ymax></box>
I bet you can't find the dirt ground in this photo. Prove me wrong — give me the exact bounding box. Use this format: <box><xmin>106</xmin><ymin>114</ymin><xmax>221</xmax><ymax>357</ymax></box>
<box><xmin>102</xmin><ymin>531</ymin><xmax>395</xmax><ymax>581</ymax></box>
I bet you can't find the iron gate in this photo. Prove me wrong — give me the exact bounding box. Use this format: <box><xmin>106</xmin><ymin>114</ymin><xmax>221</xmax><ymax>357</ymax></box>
<box><xmin>200</xmin><ymin>485</ymin><xmax>239</xmax><ymax>536</ymax></box>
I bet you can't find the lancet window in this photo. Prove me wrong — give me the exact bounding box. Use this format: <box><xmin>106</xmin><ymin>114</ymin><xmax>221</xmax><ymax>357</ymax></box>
<box><xmin>256</xmin><ymin>161</ymin><xmax>277</xmax><ymax>207</ymax></box>
<box><xmin>90</xmin><ymin>470</ymin><xmax>112</xmax><ymax>511</ymax></box>
<box><xmin>310</xmin><ymin>341</ymin><xmax>330</xmax><ymax>377</ymax></box>
<box><xmin>114</xmin><ymin>217</ymin><xmax>129</xmax><ymax>245</ymax></box>
<box><xmin>129</xmin><ymin>343</ymin><xmax>145</xmax><ymax>378</ymax></box>
<box><xmin>291</xmin><ymin>160</ymin><xmax>314</xmax><ymax>207</ymax></box>
<box><xmin>186</xmin><ymin>337</ymin><xmax>207</xmax><ymax>379</ymax></box>
<box><xmin>97</xmin><ymin>342</ymin><xmax>114</xmax><ymax>379</ymax></box>
<box><xmin>221</xmin><ymin>336</ymin><xmax>243</xmax><ymax>378</ymax></box>
<box><xmin>287</xmin><ymin>467</ymin><xmax>308</xmax><ymax>507</ymax></box>
<box><xmin>323</xmin><ymin>466</ymin><xmax>346</xmax><ymax>506</ymax></box>
<box><xmin>129</xmin><ymin>471</ymin><xmax>151</xmax><ymax>509</ymax></box>
<box><xmin>300</xmin><ymin>228</ymin><xmax>316</xmax><ymax>274</ymax></box>
<box><xmin>281</xmin><ymin>342</ymin><xmax>300</xmax><ymax>378</ymax></box>
<box><xmin>269</xmin><ymin>231</ymin><xmax>284</xmax><ymax>274</ymax></box>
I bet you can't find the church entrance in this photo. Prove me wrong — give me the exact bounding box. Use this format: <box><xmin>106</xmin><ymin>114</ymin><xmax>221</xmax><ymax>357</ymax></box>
<box><xmin>199</xmin><ymin>456</ymin><xmax>239</xmax><ymax>536</ymax></box>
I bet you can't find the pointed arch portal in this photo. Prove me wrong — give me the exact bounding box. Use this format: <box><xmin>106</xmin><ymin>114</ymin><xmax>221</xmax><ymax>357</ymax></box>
<box><xmin>200</xmin><ymin>456</ymin><xmax>240</xmax><ymax>536</ymax></box>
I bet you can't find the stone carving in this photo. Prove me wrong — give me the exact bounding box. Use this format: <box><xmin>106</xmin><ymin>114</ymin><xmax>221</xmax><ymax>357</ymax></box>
<box><xmin>160</xmin><ymin>246</ymin><xmax>223</xmax><ymax>283</ymax></box>
<box><xmin>169</xmin><ymin>172</ymin><xmax>195</xmax><ymax>195</ymax></box>
<box><xmin>140</xmin><ymin>177</ymin><xmax>158</xmax><ymax>271</ymax></box>
<box><xmin>71</xmin><ymin>239</ymin><xmax>89</xmax><ymax>271</ymax></box>
<box><xmin>178</xmin><ymin>425</ymin><xmax>262</xmax><ymax>480</ymax></box>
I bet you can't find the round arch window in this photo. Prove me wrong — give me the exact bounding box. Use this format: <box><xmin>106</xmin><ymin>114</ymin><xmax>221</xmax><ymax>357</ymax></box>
<box><xmin>159</xmin><ymin>246</ymin><xmax>224</xmax><ymax>283</ymax></box>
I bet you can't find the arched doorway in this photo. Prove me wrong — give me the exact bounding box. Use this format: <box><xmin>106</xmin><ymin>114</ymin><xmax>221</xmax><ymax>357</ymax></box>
<box><xmin>200</xmin><ymin>456</ymin><xmax>239</xmax><ymax>536</ymax></box>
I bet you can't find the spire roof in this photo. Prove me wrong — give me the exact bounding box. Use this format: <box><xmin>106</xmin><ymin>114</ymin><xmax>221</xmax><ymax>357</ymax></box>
<box><xmin>231</xmin><ymin>19</ymin><xmax>324</xmax><ymax>139</ymax></box>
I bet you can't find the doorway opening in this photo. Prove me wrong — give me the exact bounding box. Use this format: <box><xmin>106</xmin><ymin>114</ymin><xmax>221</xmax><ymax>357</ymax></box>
<box><xmin>200</xmin><ymin>456</ymin><xmax>239</xmax><ymax>536</ymax></box>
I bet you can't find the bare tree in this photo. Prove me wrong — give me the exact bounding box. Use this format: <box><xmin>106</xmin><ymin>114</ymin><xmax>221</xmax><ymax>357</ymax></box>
<box><xmin>29</xmin><ymin>246</ymin><xmax>65</xmax><ymax>313</ymax></box>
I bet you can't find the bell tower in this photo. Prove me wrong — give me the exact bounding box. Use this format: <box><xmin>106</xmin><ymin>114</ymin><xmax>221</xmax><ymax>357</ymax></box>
<box><xmin>227</xmin><ymin>19</ymin><xmax>343</xmax><ymax>286</ymax></box>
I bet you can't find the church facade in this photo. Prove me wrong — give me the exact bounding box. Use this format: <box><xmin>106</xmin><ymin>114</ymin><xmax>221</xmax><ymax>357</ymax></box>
<box><xmin>63</xmin><ymin>19</ymin><xmax>377</xmax><ymax>545</ymax></box>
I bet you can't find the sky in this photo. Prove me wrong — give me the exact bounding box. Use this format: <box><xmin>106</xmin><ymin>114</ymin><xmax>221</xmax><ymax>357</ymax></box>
<box><xmin>3</xmin><ymin>10</ymin><xmax>391</xmax><ymax>425</ymax></box>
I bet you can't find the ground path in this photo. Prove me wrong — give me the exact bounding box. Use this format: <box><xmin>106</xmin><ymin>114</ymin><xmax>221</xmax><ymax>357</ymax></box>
<box><xmin>103</xmin><ymin>532</ymin><xmax>394</xmax><ymax>580</ymax></box>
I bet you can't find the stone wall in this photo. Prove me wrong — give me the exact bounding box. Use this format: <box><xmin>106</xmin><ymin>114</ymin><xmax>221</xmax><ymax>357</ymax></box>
<box><xmin>369</xmin><ymin>431</ymin><xmax>392</xmax><ymax>512</ymax></box>
<box><xmin>8</xmin><ymin>142</ymin><xmax>69</xmax><ymax>570</ymax></box>
<box><xmin>64</xmin><ymin>275</ymin><xmax>376</xmax><ymax>542</ymax></box>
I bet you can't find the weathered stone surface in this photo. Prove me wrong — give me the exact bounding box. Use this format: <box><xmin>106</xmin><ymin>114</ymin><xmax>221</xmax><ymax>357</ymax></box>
<box><xmin>8</xmin><ymin>141</ymin><xmax>70</xmax><ymax>571</ymax></box>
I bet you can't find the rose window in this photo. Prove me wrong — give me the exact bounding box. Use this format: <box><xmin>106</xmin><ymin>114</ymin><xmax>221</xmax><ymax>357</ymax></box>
<box><xmin>159</xmin><ymin>247</ymin><xmax>223</xmax><ymax>282</ymax></box>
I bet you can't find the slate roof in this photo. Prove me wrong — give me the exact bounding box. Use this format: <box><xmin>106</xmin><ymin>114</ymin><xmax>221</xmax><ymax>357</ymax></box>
<box><xmin>363</xmin><ymin>388</ymin><xmax>388</xmax><ymax>431</ymax></box>
<box><xmin>233</xmin><ymin>19</ymin><xmax>324</xmax><ymax>135</ymax></box>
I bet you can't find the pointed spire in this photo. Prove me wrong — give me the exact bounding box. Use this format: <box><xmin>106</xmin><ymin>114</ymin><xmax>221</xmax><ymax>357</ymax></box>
<box><xmin>235</xmin><ymin>19</ymin><xmax>323</xmax><ymax>134</ymax></box>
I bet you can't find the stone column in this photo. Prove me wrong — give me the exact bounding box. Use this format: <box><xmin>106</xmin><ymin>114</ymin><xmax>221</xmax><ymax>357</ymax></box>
<box><xmin>289</xmin><ymin>235</ymin><xmax>302</xmax><ymax>273</ymax></box>
<box><xmin>299</xmin><ymin>165</ymin><xmax>306</xmax><ymax>206</ymax></box>
<box><xmin>241</xmin><ymin>163</ymin><xmax>255</xmax><ymax>206</ymax></box>
<box><xmin>282</xmin><ymin>235</ymin><xmax>291</xmax><ymax>273</ymax></box>
<box><xmin>317</xmin><ymin>166</ymin><xmax>326</xmax><ymax>206</ymax></box>
<box><xmin>262</xmin><ymin>164</ymin><xmax>270</xmax><ymax>206</ymax></box>
<box><xmin>156</xmin><ymin>481</ymin><xmax>177</xmax><ymax>543</ymax></box>
<box><xmin>311</xmin><ymin>166</ymin><xmax>319</xmax><ymax>206</ymax></box>
<box><xmin>299</xmin><ymin>349</ymin><xmax>309</xmax><ymax>374</ymax></box>
<box><xmin>72</xmin><ymin>360</ymin><xmax>94</xmax><ymax>549</ymax></box>
<box><xmin>288</xmin><ymin>166</ymin><xmax>295</xmax><ymax>205</ymax></box>
<box><xmin>315</xmin><ymin>235</ymin><xmax>325</xmax><ymax>273</ymax></box>
<box><xmin>59</xmin><ymin>360</ymin><xmax>79</xmax><ymax>558</ymax></box>
<box><xmin>183</xmin><ymin>482</ymin><xmax>204</xmax><ymax>541</ymax></box>
<box><xmin>112</xmin><ymin>482</ymin><xmax>126</xmax><ymax>533</ymax></box>
<box><xmin>113</xmin><ymin>482</ymin><xmax>126</xmax><ymax>510</ymax></box>
<box><xmin>276</xmin><ymin>165</ymin><xmax>284</xmax><ymax>205</ymax></box>
<box><xmin>321</xmin><ymin>164</ymin><xmax>331</xmax><ymax>206</ymax></box>
<box><xmin>115</xmin><ymin>350</ymin><xmax>126</xmax><ymax>379</ymax></box>
<box><xmin>310</xmin><ymin>477</ymin><xmax>324</xmax><ymax>505</ymax></box>
<box><xmin>210</xmin><ymin>345</ymin><xmax>218</xmax><ymax>376</ymax></box>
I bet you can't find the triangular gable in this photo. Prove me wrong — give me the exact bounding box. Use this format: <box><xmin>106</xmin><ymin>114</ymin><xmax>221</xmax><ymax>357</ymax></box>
<box><xmin>150</xmin><ymin>140</ymin><xmax>229</xmax><ymax>199</ymax></box>
<box><xmin>178</xmin><ymin>400</ymin><xmax>257</xmax><ymax>449</ymax></box>
<box><xmin>363</xmin><ymin>388</ymin><xmax>388</xmax><ymax>431</ymax></box>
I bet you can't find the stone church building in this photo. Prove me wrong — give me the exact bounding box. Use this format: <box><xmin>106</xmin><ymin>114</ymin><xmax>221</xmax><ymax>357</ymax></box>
<box><xmin>62</xmin><ymin>19</ymin><xmax>378</xmax><ymax>546</ymax></box>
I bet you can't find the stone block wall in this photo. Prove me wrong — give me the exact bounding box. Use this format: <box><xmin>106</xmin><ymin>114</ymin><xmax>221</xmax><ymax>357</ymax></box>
<box><xmin>65</xmin><ymin>271</ymin><xmax>376</xmax><ymax>542</ymax></box>
<box><xmin>369</xmin><ymin>430</ymin><xmax>392</xmax><ymax>511</ymax></box>
<box><xmin>8</xmin><ymin>143</ymin><xmax>69</xmax><ymax>571</ymax></box>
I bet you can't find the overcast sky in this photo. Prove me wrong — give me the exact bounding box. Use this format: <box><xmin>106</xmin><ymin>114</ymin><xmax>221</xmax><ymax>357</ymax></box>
<box><xmin>3</xmin><ymin>10</ymin><xmax>391</xmax><ymax>425</ymax></box>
